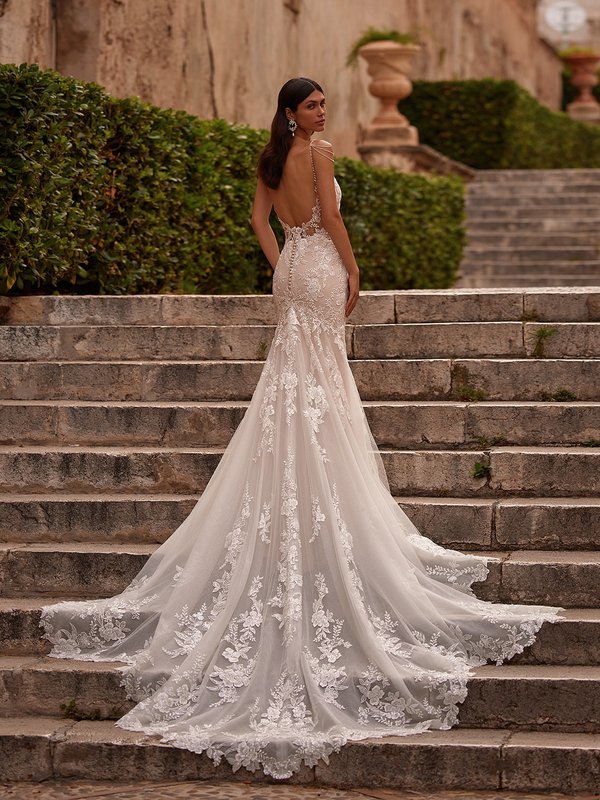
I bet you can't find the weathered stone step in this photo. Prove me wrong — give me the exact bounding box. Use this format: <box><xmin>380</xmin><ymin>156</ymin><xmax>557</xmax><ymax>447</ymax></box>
<box><xmin>466</xmin><ymin>233</ymin><xmax>600</xmax><ymax>248</ymax></box>
<box><xmin>462</xmin><ymin>247</ymin><xmax>600</xmax><ymax>264</ymax></box>
<box><xmin>0</xmin><ymin>445</ymin><xmax>598</xmax><ymax>497</ymax></box>
<box><xmin>466</xmin><ymin>206</ymin><xmax>597</xmax><ymax>220</ymax></box>
<box><xmin>461</xmin><ymin>263</ymin><xmax>600</xmax><ymax>279</ymax></box>
<box><xmin>1</xmin><ymin>657</ymin><xmax>597</xmax><ymax>734</ymax></box>
<box><xmin>2</xmin><ymin>399</ymin><xmax>599</xmax><ymax>448</ymax></box>
<box><xmin>2</xmin><ymin>597</ymin><xmax>596</xmax><ymax>664</ymax></box>
<box><xmin>0</xmin><ymin>325</ymin><xmax>280</xmax><ymax>363</ymax></box>
<box><xmin>1</xmin><ymin>494</ymin><xmax>599</xmax><ymax>551</ymax></box>
<box><xmin>2</xmin><ymin>358</ymin><xmax>600</xmax><ymax>401</ymax></box>
<box><xmin>4</xmin><ymin>321</ymin><xmax>599</xmax><ymax>361</ymax></box>
<box><xmin>353</xmin><ymin>323</ymin><xmax>522</xmax><ymax>358</ymax></box>
<box><xmin>468</xmin><ymin>181</ymin><xmax>600</xmax><ymax>195</ymax></box>
<box><xmin>0</xmin><ymin>293</ymin><xmax>393</xmax><ymax>327</ymax></box>
<box><xmin>466</xmin><ymin>217</ymin><xmax>600</xmax><ymax>233</ymax></box>
<box><xmin>466</xmin><ymin>194</ymin><xmax>600</xmax><ymax>208</ymax></box>
<box><xmin>457</xmin><ymin>274</ymin><xmax>600</xmax><ymax>289</ymax></box>
<box><xmin>0</xmin><ymin>543</ymin><xmax>597</xmax><ymax>606</ymax></box>
<box><xmin>3</xmin><ymin>290</ymin><xmax>600</xmax><ymax>328</ymax></box>
<box><xmin>391</xmin><ymin>288</ymin><xmax>600</xmax><ymax>322</ymax></box>
<box><xmin>1</xmin><ymin>718</ymin><xmax>598</xmax><ymax>794</ymax></box>
<box><xmin>450</xmin><ymin>358</ymin><xmax>599</xmax><ymax>401</ymax></box>
<box><xmin>475</xmin><ymin>168</ymin><xmax>600</xmax><ymax>181</ymax></box>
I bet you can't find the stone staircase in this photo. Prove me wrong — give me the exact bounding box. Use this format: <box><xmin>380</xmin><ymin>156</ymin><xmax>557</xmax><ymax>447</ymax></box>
<box><xmin>0</xmin><ymin>288</ymin><xmax>599</xmax><ymax>793</ymax></box>
<box><xmin>457</xmin><ymin>170</ymin><xmax>600</xmax><ymax>288</ymax></box>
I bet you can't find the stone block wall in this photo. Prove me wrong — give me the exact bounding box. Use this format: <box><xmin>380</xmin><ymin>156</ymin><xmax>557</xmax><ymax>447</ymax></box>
<box><xmin>0</xmin><ymin>0</ymin><xmax>562</xmax><ymax>158</ymax></box>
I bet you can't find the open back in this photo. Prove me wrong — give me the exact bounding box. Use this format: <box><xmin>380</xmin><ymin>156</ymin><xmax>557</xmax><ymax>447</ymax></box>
<box><xmin>270</xmin><ymin>140</ymin><xmax>324</xmax><ymax>237</ymax></box>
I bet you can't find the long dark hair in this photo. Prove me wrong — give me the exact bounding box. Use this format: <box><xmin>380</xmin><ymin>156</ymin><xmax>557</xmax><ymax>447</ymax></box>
<box><xmin>257</xmin><ymin>77</ymin><xmax>324</xmax><ymax>189</ymax></box>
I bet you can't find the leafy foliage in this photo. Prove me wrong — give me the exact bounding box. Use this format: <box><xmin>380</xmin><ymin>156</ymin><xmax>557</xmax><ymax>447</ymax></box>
<box><xmin>346</xmin><ymin>27</ymin><xmax>419</xmax><ymax>67</ymax></box>
<box><xmin>0</xmin><ymin>63</ymin><xmax>464</xmax><ymax>295</ymax></box>
<box><xmin>401</xmin><ymin>79</ymin><xmax>600</xmax><ymax>169</ymax></box>
<box><xmin>335</xmin><ymin>158</ymin><xmax>465</xmax><ymax>290</ymax></box>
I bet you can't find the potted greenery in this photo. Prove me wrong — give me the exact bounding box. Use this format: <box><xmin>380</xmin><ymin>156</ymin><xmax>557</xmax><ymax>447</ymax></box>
<box><xmin>559</xmin><ymin>46</ymin><xmax>600</xmax><ymax>110</ymax></box>
<box><xmin>346</xmin><ymin>27</ymin><xmax>421</xmax><ymax>136</ymax></box>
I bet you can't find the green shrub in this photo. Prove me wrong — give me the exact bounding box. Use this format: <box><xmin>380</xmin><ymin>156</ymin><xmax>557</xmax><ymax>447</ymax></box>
<box><xmin>0</xmin><ymin>63</ymin><xmax>464</xmax><ymax>295</ymax></box>
<box><xmin>334</xmin><ymin>159</ymin><xmax>464</xmax><ymax>289</ymax></box>
<box><xmin>401</xmin><ymin>78</ymin><xmax>600</xmax><ymax>169</ymax></box>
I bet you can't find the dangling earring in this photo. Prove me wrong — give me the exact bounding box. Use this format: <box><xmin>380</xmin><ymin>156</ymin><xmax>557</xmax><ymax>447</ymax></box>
<box><xmin>288</xmin><ymin>118</ymin><xmax>297</xmax><ymax>136</ymax></box>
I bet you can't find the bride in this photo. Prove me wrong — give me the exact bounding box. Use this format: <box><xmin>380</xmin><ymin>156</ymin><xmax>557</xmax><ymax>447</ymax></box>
<box><xmin>39</xmin><ymin>77</ymin><xmax>566</xmax><ymax>781</ymax></box>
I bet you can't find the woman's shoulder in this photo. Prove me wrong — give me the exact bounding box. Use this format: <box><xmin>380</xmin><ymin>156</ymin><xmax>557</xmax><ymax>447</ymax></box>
<box><xmin>311</xmin><ymin>138</ymin><xmax>334</xmax><ymax>162</ymax></box>
<box><xmin>311</xmin><ymin>138</ymin><xmax>334</xmax><ymax>150</ymax></box>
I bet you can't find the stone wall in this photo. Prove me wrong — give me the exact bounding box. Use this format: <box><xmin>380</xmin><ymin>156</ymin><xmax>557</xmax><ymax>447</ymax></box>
<box><xmin>1</xmin><ymin>0</ymin><xmax>562</xmax><ymax>158</ymax></box>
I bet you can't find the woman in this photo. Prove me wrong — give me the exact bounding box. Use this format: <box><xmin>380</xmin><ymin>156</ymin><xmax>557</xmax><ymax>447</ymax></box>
<box><xmin>39</xmin><ymin>77</ymin><xmax>566</xmax><ymax>781</ymax></box>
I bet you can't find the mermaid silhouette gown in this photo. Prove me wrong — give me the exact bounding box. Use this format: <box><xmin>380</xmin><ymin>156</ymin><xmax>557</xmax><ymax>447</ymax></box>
<box><xmin>39</xmin><ymin>139</ymin><xmax>566</xmax><ymax>780</ymax></box>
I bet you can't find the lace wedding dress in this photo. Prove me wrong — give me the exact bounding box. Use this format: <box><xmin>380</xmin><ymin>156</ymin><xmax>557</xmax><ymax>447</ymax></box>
<box><xmin>40</xmin><ymin>140</ymin><xmax>566</xmax><ymax>780</ymax></box>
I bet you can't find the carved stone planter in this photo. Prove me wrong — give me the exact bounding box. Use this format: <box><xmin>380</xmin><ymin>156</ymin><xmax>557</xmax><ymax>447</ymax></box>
<box><xmin>563</xmin><ymin>52</ymin><xmax>600</xmax><ymax>125</ymax></box>
<box><xmin>357</xmin><ymin>40</ymin><xmax>421</xmax><ymax>147</ymax></box>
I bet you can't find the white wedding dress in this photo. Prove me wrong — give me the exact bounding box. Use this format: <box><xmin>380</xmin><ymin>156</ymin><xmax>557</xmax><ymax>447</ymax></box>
<box><xmin>39</xmin><ymin>140</ymin><xmax>566</xmax><ymax>780</ymax></box>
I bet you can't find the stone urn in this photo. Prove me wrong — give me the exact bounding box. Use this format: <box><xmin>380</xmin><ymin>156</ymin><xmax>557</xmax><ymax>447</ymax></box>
<box><xmin>357</xmin><ymin>40</ymin><xmax>421</xmax><ymax>146</ymax></box>
<box><xmin>562</xmin><ymin>52</ymin><xmax>600</xmax><ymax>124</ymax></box>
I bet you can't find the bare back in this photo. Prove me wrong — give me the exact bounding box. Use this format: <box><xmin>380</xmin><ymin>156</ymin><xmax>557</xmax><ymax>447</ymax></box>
<box><xmin>269</xmin><ymin>142</ymin><xmax>320</xmax><ymax>232</ymax></box>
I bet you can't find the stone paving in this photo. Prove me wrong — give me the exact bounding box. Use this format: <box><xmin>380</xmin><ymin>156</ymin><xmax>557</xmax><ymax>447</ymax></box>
<box><xmin>0</xmin><ymin>783</ymin><xmax>598</xmax><ymax>800</ymax></box>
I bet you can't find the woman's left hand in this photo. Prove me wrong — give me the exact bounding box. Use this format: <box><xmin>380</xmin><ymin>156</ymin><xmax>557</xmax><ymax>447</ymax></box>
<box><xmin>345</xmin><ymin>270</ymin><xmax>359</xmax><ymax>317</ymax></box>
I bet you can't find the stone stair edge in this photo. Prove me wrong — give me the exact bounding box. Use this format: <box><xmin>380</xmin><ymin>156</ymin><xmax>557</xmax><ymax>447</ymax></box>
<box><xmin>0</xmin><ymin>716</ymin><xmax>598</xmax><ymax>791</ymax></box>
<box><xmin>3</xmin><ymin>653</ymin><xmax>599</xmax><ymax>677</ymax></box>
<box><xmin>0</xmin><ymin>595</ymin><xmax>596</xmax><ymax>619</ymax></box>
<box><xmin>2</xmin><ymin>542</ymin><xmax>598</xmax><ymax>560</ymax></box>
<box><xmin>2</xmin><ymin>289</ymin><xmax>600</xmax><ymax>326</ymax></box>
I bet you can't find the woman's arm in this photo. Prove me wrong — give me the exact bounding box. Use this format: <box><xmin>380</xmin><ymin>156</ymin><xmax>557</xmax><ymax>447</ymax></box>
<box><xmin>251</xmin><ymin>177</ymin><xmax>280</xmax><ymax>270</ymax></box>
<box><xmin>312</xmin><ymin>141</ymin><xmax>360</xmax><ymax>317</ymax></box>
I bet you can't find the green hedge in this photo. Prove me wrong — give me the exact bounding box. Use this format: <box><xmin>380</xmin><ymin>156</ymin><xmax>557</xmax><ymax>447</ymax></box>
<box><xmin>0</xmin><ymin>63</ymin><xmax>465</xmax><ymax>294</ymax></box>
<box><xmin>401</xmin><ymin>79</ymin><xmax>600</xmax><ymax>170</ymax></box>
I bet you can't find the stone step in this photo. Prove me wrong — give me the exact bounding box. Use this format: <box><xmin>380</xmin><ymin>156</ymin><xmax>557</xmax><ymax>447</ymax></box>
<box><xmin>466</xmin><ymin>206</ymin><xmax>597</xmax><ymax>220</ymax></box>
<box><xmin>3</xmin><ymin>290</ymin><xmax>600</xmax><ymax>327</ymax></box>
<box><xmin>1</xmin><ymin>719</ymin><xmax>598</xmax><ymax>794</ymax></box>
<box><xmin>466</xmin><ymin>233</ymin><xmax>600</xmax><ymax>248</ymax></box>
<box><xmin>474</xmin><ymin>168</ymin><xmax>600</xmax><ymax>181</ymax></box>
<box><xmin>466</xmin><ymin>217</ymin><xmax>600</xmax><ymax>233</ymax></box>
<box><xmin>0</xmin><ymin>293</ymin><xmax>395</xmax><ymax>328</ymax></box>
<box><xmin>458</xmin><ymin>261</ymin><xmax>600</xmax><ymax>278</ymax></box>
<box><xmin>2</xmin><ymin>597</ymin><xmax>596</xmax><ymax>664</ymax></box>
<box><xmin>2</xmin><ymin>400</ymin><xmax>599</xmax><ymax>448</ymax></box>
<box><xmin>0</xmin><ymin>325</ymin><xmax>279</xmax><ymax>363</ymax></box>
<box><xmin>1</xmin><ymin>494</ymin><xmax>599</xmax><ymax>551</ymax></box>
<box><xmin>466</xmin><ymin>194</ymin><xmax>600</xmax><ymax>208</ymax></box>
<box><xmin>456</xmin><ymin>274</ymin><xmax>600</xmax><ymax>289</ymax></box>
<box><xmin>392</xmin><ymin>288</ymin><xmax>600</xmax><ymax>323</ymax></box>
<box><xmin>2</xmin><ymin>358</ymin><xmax>600</xmax><ymax>401</ymax></box>
<box><xmin>468</xmin><ymin>181</ymin><xmax>600</xmax><ymax>195</ymax></box>
<box><xmin>0</xmin><ymin>543</ymin><xmax>597</xmax><ymax>606</ymax></box>
<box><xmin>462</xmin><ymin>247</ymin><xmax>600</xmax><ymax>264</ymax></box>
<box><xmin>0</xmin><ymin>445</ymin><xmax>598</xmax><ymax>497</ymax></box>
<box><xmin>0</xmin><ymin>657</ymin><xmax>597</xmax><ymax>734</ymax></box>
<box><xmin>4</xmin><ymin>321</ymin><xmax>599</xmax><ymax>361</ymax></box>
